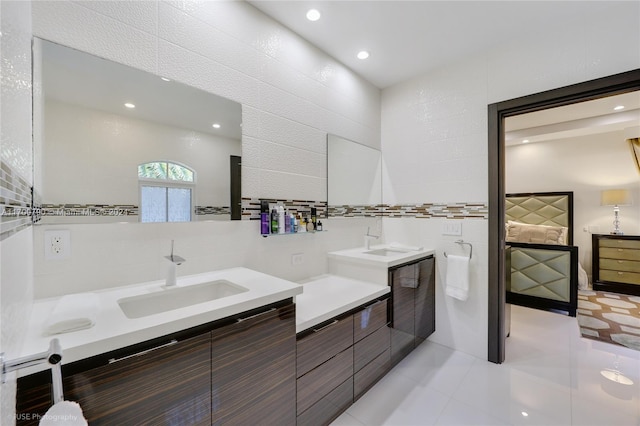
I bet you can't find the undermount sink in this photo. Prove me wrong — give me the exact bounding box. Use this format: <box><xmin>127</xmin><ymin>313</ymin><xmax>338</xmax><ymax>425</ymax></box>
<box><xmin>118</xmin><ymin>280</ymin><xmax>249</xmax><ymax>319</ymax></box>
<box><xmin>364</xmin><ymin>248</ymin><xmax>412</xmax><ymax>256</ymax></box>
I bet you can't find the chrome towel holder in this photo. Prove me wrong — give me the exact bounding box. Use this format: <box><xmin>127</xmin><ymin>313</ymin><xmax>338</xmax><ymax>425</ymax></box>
<box><xmin>444</xmin><ymin>239</ymin><xmax>473</xmax><ymax>259</ymax></box>
<box><xmin>1</xmin><ymin>338</ymin><xmax>64</xmax><ymax>404</ymax></box>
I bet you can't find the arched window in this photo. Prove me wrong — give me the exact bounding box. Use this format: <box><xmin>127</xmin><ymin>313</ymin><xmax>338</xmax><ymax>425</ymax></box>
<box><xmin>138</xmin><ymin>161</ymin><xmax>195</xmax><ymax>222</ymax></box>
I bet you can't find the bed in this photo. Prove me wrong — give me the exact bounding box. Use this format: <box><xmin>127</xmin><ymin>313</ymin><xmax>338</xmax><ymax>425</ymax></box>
<box><xmin>505</xmin><ymin>191</ymin><xmax>580</xmax><ymax>317</ymax></box>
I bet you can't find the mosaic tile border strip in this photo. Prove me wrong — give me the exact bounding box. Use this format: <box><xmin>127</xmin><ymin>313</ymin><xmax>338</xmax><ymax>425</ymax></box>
<box><xmin>195</xmin><ymin>206</ymin><xmax>231</xmax><ymax>216</ymax></box>
<box><xmin>242</xmin><ymin>198</ymin><xmax>328</xmax><ymax>220</ymax></box>
<box><xmin>0</xmin><ymin>162</ymin><xmax>33</xmax><ymax>241</ymax></box>
<box><xmin>328</xmin><ymin>205</ymin><xmax>382</xmax><ymax>217</ymax></box>
<box><xmin>382</xmin><ymin>202</ymin><xmax>488</xmax><ymax>219</ymax></box>
<box><xmin>39</xmin><ymin>204</ymin><xmax>231</xmax><ymax>218</ymax></box>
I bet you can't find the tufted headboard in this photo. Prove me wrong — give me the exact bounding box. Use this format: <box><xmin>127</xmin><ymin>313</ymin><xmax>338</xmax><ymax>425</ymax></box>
<box><xmin>505</xmin><ymin>192</ymin><xmax>574</xmax><ymax>245</ymax></box>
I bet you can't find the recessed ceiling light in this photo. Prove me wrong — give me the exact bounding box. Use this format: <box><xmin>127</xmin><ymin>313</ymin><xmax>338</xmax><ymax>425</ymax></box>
<box><xmin>124</xmin><ymin>103</ymin><xmax>135</xmax><ymax>109</ymax></box>
<box><xmin>212</xmin><ymin>123</ymin><xmax>221</xmax><ymax>129</ymax></box>
<box><xmin>614</xmin><ymin>105</ymin><xmax>625</xmax><ymax>111</ymax></box>
<box><xmin>521</xmin><ymin>412</ymin><xmax>529</xmax><ymax>417</ymax></box>
<box><xmin>306</xmin><ymin>9</ymin><xmax>321</xmax><ymax>21</ymax></box>
<box><xmin>522</xmin><ymin>139</ymin><xmax>530</xmax><ymax>144</ymax></box>
<box><xmin>357</xmin><ymin>51</ymin><xmax>370</xmax><ymax>60</ymax></box>
<box><xmin>161</xmin><ymin>77</ymin><xmax>171</xmax><ymax>82</ymax></box>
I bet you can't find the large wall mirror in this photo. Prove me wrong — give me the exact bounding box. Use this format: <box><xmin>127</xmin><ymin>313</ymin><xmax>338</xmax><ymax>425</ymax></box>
<box><xmin>327</xmin><ymin>134</ymin><xmax>382</xmax><ymax>215</ymax></box>
<box><xmin>33</xmin><ymin>39</ymin><xmax>242</xmax><ymax>224</ymax></box>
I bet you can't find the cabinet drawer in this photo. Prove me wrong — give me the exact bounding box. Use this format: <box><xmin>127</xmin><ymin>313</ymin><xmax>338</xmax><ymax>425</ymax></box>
<box><xmin>600</xmin><ymin>239</ymin><xmax>640</xmax><ymax>250</ymax></box>
<box><xmin>354</xmin><ymin>325</ymin><xmax>391</xmax><ymax>372</ymax></box>
<box><xmin>354</xmin><ymin>298</ymin><xmax>389</xmax><ymax>343</ymax></box>
<box><xmin>354</xmin><ymin>348</ymin><xmax>391</xmax><ymax>399</ymax></box>
<box><xmin>297</xmin><ymin>347</ymin><xmax>354</xmax><ymax>415</ymax></box>
<box><xmin>297</xmin><ymin>377</ymin><xmax>353</xmax><ymax>426</ymax></box>
<box><xmin>600</xmin><ymin>270</ymin><xmax>640</xmax><ymax>285</ymax></box>
<box><xmin>297</xmin><ymin>315</ymin><xmax>353</xmax><ymax>378</ymax></box>
<box><xmin>600</xmin><ymin>258</ymin><xmax>640</xmax><ymax>273</ymax></box>
<box><xmin>600</xmin><ymin>247</ymin><xmax>640</xmax><ymax>262</ymax></box>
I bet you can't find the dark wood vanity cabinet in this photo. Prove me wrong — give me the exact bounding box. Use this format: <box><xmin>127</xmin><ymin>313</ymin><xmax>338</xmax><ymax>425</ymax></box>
<box><xmin>17</xmin><ymin>333</ymin><xmax>212</xmax><ymax>425</ymax></box>
<box><xmin>211</xmin><ymin>302</ymin><xmax>296</xmax><ymax>425</ymax></box>
<box><xmin>16</xmin><ymin>300</ymin><xmax>296</xmax><ymax>426</ymax></box>
<box><xmin>296</xmin><ymin>296</ymin><xmax>391</xmax><ymax>425</ymax></box>
<box><xmin>390</xmin><ymin>256</ymin><xmax>435</xmax><ymax>365</ymax></box>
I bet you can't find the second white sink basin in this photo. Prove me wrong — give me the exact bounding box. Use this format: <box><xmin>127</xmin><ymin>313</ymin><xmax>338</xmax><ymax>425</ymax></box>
<box><xmin>365</xmin><ymin>248</ymin><xmax>411</xmax><ymax>256</ymax></box>
<box><xmin>118</xmin><ymin>280</ymin><xmax>249</xmax><ymax>319</ymax></box>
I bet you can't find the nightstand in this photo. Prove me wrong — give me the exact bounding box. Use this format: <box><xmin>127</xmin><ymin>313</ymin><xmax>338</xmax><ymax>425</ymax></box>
<box><xmin>592</xmin><ymin>234</ymin><xmax>640</xmax><ymax>295</ymax></box>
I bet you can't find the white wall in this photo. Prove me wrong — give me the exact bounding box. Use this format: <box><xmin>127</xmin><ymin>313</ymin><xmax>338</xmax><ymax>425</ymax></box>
<box><xmin>0</xmin><ymin>1</ymin><xmax>33</xmax><ymax>423</ymax></box>
<box><xmin>31</xmin><ymin>1</ymin><xmax>380</xmax><ymax>297</ymax></box>
<box><xmin>43</xmin><ymin>100</ymin><xmax>241</xmax><ymax>207</ymax></box>
<box><xmin>381</xmin><ymin>2</ymin><xmax>640</xmax><ymax>360</ymax></box>
<box><xmin>506</xmin><ymin>131</ymin><xmax>640</xmax><ymax>279</ymax></box>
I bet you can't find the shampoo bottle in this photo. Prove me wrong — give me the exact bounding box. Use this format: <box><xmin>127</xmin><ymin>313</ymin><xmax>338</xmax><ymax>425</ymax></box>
<box><xmin>260</xmin><ymin>201</ymin><xmax>270</xmax><ymax>235</ymax></box>
<box><xmin>270</xmin><ymin>208</ymin><xmax>278</xmax><ymax>234</ymax></box>
<box><xmin>278</xmin><ymin>205</ymin><xmax>285</xmax><ymax>234</ymax></box>
<box><xmin>284</xmin><ymin>208</ymin><xmax>291</xmax><ymax>233</ymax></box>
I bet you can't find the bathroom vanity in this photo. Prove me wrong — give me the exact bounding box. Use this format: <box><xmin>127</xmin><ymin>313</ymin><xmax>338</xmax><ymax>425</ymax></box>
<box><xmin>17</xmin><ymin>300</ymin><xmax>295</xmax><ymax>425</ymax></box>
<box><xmin>16</xmin><ymin>251</ymin><xmax>435</xmax><ymax>425</ymax></box>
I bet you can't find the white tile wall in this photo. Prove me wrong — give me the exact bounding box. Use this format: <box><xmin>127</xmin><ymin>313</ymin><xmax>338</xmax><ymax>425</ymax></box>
<box><xmin>381</xmin><ymin>3</ymin><xmax>640</xmax><ymax>359</ymax></box>
<box><xmin>0</xmin><ymin>1</ymin><xmax>33</xmax><ymax>423</ymax></box>
<box><xmin>30</xmin><ymin>1</ymin><xmax>380</xmax><ymax>301</ymax></box>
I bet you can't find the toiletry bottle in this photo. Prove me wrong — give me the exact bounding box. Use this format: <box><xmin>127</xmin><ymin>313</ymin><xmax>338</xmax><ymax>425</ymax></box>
<box><xmin>306</xmin><ymin>215</ymin><xmax>315</xmax><ymax>232</ymax></box>
<box><xmin>278</xmin><ymin>205</ymin><xmax>285</xmax><ymax>234</ymax></box>
<box><xmin>311</xmin><ymin>208</ymin><xmax>317</xmax><ymax>230</ymax></box>
<box><xmin>284</xmin><ymin>208</ymin><xmax>291</xmax><ymax>233</ymax></box>
<box><xmin>299</xmin><ymin>214</ymin><xmax>306</xmax><ymax>233</ymax></box>
<box><xmin>271</xmin><ymin>208</ymin><xmax>278</xmax><ymax>234</ymax></box>
<box><xmin>290</xmin><ymin>213</ymin><xmax>296</xmax><ymax>233</ymax></box>
<box><xmin>293</xmin><ymin>214</ymin><xmax>298</xmax><ymax>233</ymax></box>
<box><xmin>260</xmin><ymin>201</ymin><xmax>270</xmax><ymax>235</ymax></box>
<box><xmin>317</xmin><ymin>220</ymin><xmax>323</xmax><ymax>231</ymax></box>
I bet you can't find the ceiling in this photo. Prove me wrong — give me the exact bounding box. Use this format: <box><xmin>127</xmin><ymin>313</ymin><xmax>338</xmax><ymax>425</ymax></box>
<box><xmin>248</xmin><ymin>1</ymin><xmax>639</xmax><ymax>143</ymax></box>
<box><xmin>247</xmin><ymin>1</ymin><xmax>632</xmax><ymax>89</ymax></box>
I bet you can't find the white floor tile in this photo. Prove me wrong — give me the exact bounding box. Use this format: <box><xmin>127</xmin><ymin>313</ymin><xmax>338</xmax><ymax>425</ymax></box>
<box><xmin>334</xmin><ymin>304</ymin><xmax>640</xmax><ymax>426</ymax></box>
<box><xmin>434</xmin><ymin>398</ymin><xmax>510</xmax><ymax>426</ymax></box>
<box><xmin>345</xmin><ymin>371</ymin><xmax>449</xmax><ymax>426</ymax></box>
<box><xmin>452</xmin><ymin>358</ymin><xmax>572</xmax><ymax>425</ymax></box>
<box><xmin>393</xmin><ymin>340</ymin><xmax>476</xmax><ymax>396</ymax></box>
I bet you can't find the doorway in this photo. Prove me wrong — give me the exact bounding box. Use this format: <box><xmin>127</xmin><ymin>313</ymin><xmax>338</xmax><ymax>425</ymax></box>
<box><xmin>487</xmin><ymin>69</ymin><xmax>640</xmax><ymax>364</ymax></box>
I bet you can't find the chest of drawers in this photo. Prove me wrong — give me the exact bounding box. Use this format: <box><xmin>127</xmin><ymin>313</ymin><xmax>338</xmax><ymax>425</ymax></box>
<box><xmin>593</xmin><ymin>234</ymin><xmax>640</xmax><ymax>295</ymax></box>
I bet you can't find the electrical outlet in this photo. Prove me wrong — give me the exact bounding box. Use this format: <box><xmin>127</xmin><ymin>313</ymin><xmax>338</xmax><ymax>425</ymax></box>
<box><xmin>44</xmin><ymin>230</ymin><xmax>71</xmax><ymax>260</ymax></box>
<box><xmin>291</xmin><ymin>253</ymin><xmax>304</xmax><ymax>266</ymax></box>
<box><xmin>442</xmin><ymin>221</ymin><xmax>462</xmax><ymax>236</ymax></box>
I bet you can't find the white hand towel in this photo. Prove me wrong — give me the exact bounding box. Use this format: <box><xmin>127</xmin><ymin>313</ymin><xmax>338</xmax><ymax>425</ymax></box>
<box><xmin>445</xmin><ymin>254</ymin><xmax>470</xmax><ymax>301</ymax></box>
<box><xmin>45</xmin><ymin>293</ymin><xmax>100</xmax><ymax>335</ymax></box>
<box><xmin>39</xmin><ymin>401</ymin><xmax>87</xmax><ymax>426</ymax></box>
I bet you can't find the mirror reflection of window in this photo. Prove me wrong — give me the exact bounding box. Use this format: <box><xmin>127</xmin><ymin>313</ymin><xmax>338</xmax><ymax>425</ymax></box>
<box><xmin>138</xmin><ymin>161</ymin><xmax>195</xmax><ymax>223</ymax></box>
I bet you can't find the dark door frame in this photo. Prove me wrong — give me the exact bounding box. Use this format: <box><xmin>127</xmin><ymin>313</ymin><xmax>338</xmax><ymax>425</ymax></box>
<box><xmin>487</xmin><ymin>68</ymin><xmax>640</xmax><ymax>364</ymax></box>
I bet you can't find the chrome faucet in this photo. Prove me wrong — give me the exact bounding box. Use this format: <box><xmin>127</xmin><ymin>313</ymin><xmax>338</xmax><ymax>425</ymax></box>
<box><xmin>164</xmin><ymin>240</ymin><xmax>185</xmax><ymax>288</ymax></box>
<box><xmin>364</xmin><ymin>226</ymin><xmax>380</xmax><ymax>250</ymax></box>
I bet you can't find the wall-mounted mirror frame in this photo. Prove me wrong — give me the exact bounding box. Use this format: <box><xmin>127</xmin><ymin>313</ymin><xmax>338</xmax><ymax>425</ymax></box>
<box><xmin>33</xmin><ymin>38</ymin><xmax>243</xmax><ymax>224</ymax></box>
<box><xmin>327</xmin><ymin>134</ymin><xmax>382</xmax><ymax>217</ymax></box>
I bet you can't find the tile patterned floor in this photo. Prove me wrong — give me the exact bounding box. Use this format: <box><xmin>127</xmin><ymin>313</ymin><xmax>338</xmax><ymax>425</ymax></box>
<box><xmin>332</xmin><ymin>304</ymin><xmax>640</xmax><ymax>426</ymax></box>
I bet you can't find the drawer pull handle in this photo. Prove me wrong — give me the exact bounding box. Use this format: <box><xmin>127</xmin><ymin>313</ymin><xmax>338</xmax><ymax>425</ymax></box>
<box><xmin>237</xmin><ymin>307</ymin><xmax>277</xmax><ymax>323</ymax></box>
<box><xmin>618</xmin><ymin>272</ymin><xmax>624</xmax><ymax>275</ymax></box>
<box><xmin>109</xmin><ymin>339</ymin><xmax>178</xmax><ymax>364</ymax></box>
<box><xmin>313</xmin><ymin>319</ymin><xmax>339</xmax><ymax>333</ymax></box>
<box><xmin>618</xmin><ymin>249</ymin><xmax>624</xmax><ymax>252</ymax></box>
<box><xmin>618</xmin><ymin>261</ymin><xmax>624</xmax><ymax>264</ymax></box>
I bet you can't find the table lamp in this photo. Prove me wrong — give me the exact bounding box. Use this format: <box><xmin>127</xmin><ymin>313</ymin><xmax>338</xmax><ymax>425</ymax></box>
<box><xmin>601</xmin><ymin>189</ymin><xmax>632</xmax><ymax>235</ymax></box>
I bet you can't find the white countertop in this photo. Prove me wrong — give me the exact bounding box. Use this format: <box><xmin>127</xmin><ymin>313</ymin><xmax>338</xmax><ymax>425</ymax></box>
<box><xmin>19</xmin><ymin>267</ymin><xmax>303</xmax><ymax>376</ymax></box>
<box><xmin>328</xmin><ymin>244</ymin><xmax>435</xmax><ymax>268</ymax></box>
<box><xmin>295</xmin><ymin>275</ymin><xmax>390</xmax><ymax>333</ymax></box>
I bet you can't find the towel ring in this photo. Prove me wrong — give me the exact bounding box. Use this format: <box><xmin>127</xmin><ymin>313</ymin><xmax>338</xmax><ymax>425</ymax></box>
<box><xmin>444</xmin><ymin>239</ymin><xmax>473</xmax><ymax>259</ymax></box>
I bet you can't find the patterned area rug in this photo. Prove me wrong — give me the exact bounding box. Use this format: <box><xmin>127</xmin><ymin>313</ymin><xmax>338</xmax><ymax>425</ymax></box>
<box><xmin>578</xmin><ymin>290</ymin><xmax>640</xmax><ymax>351</ymax></box>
